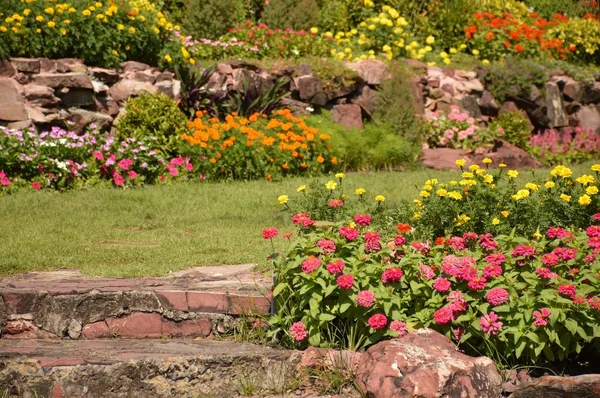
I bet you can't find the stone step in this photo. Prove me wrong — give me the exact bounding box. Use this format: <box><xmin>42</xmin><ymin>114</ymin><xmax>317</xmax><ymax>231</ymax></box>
<box><xmin>0</xmin><ymin>338</ymin><xmax>300</xmax><ymax>397</ymax></box>
<box><xmin>0</xmin><ymin>265</ymin><xmax>271</xmax><ymax>340</ymax></box>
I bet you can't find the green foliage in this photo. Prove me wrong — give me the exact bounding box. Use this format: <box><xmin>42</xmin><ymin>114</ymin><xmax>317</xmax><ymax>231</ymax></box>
<box><xmin>262</xmin><ymin>0</ymin><xmax>320</xmax><ymax>30</ymax></box>
<box><xmin>417</xmin><ymin>0</ymin><xmax>478</xmax><ymax>49</ymax></box>
<box><xmin>305</xmin><ymin>112</ymin><xmax>419</xmax><ymax>172</ymax></box>
<box><xmin>525</xmin><ymin>0</ymin><xmax>596</xmax><ymax>19</ymax></box>
<box><xmin>224</xmin><ymin>76</ymin><xmax>290</xmax><ymax>118</ymax></box>
<box><xmin>372</xmin><ymin>62</ymin><xmax>425</xmax><ymax>145</ymax></box>
<box><xmin>488</xmin><ymin>112</ymin><xmax>532</xmax><ymax>150</ymax></box>
<box><xmin>480</xmin><ymin>57</ymin><xmax>549</xmax><ymax>103</ymax></box>
<box><xmin>317</xmin><ymin>0</ymin><xmax>351</xmax><ymax>32</ymax></box>
<box><xmin>116</xmin><ymin>93</ymin><xmax>190</xmax><ymax>156</ymax></box>
<box><xmin>182</xmin><ymin>0</ymin><xmax>246</xmax><ymax>40</ymax></box>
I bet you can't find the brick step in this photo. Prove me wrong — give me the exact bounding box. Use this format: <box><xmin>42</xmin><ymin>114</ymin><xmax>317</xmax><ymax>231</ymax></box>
<box><xmin>0</xmin><ymin>264</ymin><xmax>271</xmax><ymax>340</ymax></box>
<box><xmin>0</xmin><ymin>338</ymin><xmax>300</xmax><ymax>397</ymax></box>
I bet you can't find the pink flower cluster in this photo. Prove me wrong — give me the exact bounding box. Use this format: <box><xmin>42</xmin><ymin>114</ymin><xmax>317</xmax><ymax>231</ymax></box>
<box><xmin>289</xmin><ymin>321</ymin><xmax>308</xmax><ymax>341</ymax></box>
<box><xmin>292</xmin><ymin>213</ymin><xmax>316</xmax><ymax>228</ymax></box>
<box><xmin>480</xmin><ymin>312</ymin><xmax>503</xmax><ymax>335</ymax></box>
<box><xmin>533</xmin><ymin>308</ymin><xmax>551</xmax><ymax>327</ymax></box>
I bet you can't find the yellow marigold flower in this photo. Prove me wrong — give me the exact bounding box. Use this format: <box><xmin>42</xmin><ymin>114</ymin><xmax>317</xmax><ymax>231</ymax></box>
<box><xmin>0</xmin><ymin>26</ymin><xmax>6</xmax><ymax>32</ymax></box>
<box><xmin>578</xmin><ymin>194</ymin><xmax>592</xmax><ymax>206</ymax></box>
<box><xmin>82</xmin><ymin>9</ymin><xmax>91</xmax><ymax>16</ymax></box>
<box><xmin>492</xmin><ymin>218</ymin><xmax>500</xmax><ymax>225</ymax></box>
<box><xmin>164</xmin><ymin>54</ymin><xmax>172</xmax><ymax>63</ymax></box>
<box><xmin>277</xmin><ymin>195</ymin><xmax>289</xmax><ymax>205</ymax></box>
<box><xmin>560</xmin><ymin>194</ymin><xmax>571</xmax><ymax>202</ymax></box>
<box><xmin>586</xmin><ymin>185</ymin><xmax>598</xmax><ymax>195</ymax></box>
<box><xmin>448</xmin><ymin>191</ymin><xmax>463</xmax><ymax>200</ymax></box>
<box><xmin>325</xmin><ymin>181</ymin><xmax>337</xmax><ymax>190</ymax></box>
<box><xmin>59</xmin><ymin>27</ymin><xmax>66</xmax><ymax>35</ymax></box>
<box><xmin>23</xmin><ymin>9</ymin><xmax>31</xmax><ymax>16</ymax></box>
<box><xmin>437</xmin><ymin>189</ymin><xmax>447</xmax><ymax>197</ymax></box>
<box><xmin>423</xmin><ymin>184</ymin><xmax>433</xmax><ymax>191</ymax></box>
<box><xmin>297</xmin><ymin>185</ymin><xmax>306</xmax><ymax>192</ymax></box>
<box><xmin>454</xmin><ymin>214</ymin><xmax>471</xmax><ymax>226</ymax></box>
<box><xmin>576</xmin><ymin>174</ymin><xmax>595</xmax><ymax>185</ymax></box>
<box><xmin>501</xmin><ymin>210</ymin><xmax>510</xmax><ymax>218</ymax></box>
<box><xmin>525</xmin><ymin>183</ymin><xmax>539</xmax><ymax>191</ymax></box>
<box><xmin>483</xmin><ymin>158</ymin><xmax>492</xmax><ymax>164</ymax></box>
<box><xmin>375</xmin><ymin>195</ymin><xmax>385</xmax><ymax>202</ymax></box>
<box><xmin>35</xmin><ymin>15</ymin><xmax>44</xmax><ymax>22</ymax></box>
<box><xmin>512</xmin><ymin>189</ymin><xmax>530</xmax><ymax>201</ymax></box>
<box><xmin>459</xmin><ymin>179</ymin><xmax>477</xmax><ymax>186</ymax></box>
<box><xmin>592</xmin><ymin>164</ymin><xmax>600</xmax><ymax>172</ymax></box>
<box><xmin>455</xmin><ymin>159</ymin><xmax>466</xmax><ymax>167</ymax></box>
<box><xmin>551</xmin><ymin>165</ymin><xmax>572</xmax><ymax>178</ymax></box>
<box><xmin>507</xmin><ymin>170</ymin><xmax>519</xmax><ymax>178</ymax></box>
<box><xmin>413</xmin><ymin>199</ymin><xmax>423</xmax><ymax>206</ymax></box>
<box><xmin>44</xmin><ymin>7</ymin><xmax>54</xmax><ymax>15</ymax></box>
<box><xmin>449</xmin><ymin>180</ymin><xmax>458</xmax><ymax>186</ymax></box>
<box><xmin>63</xmin><ymin>19</ymin><xmax>70</xmax><ymax>24</ymax></box>
<box><xmin>499</xmin><ymin>163</ymin><xmax>506</xmax><ymax>168</ymax></box>
<box><xmin>419</xmin><ymin>190</ymin><xmax>430</xmax><ymax>198</ymax></box>
<box><xmin>117</xmin><ymin>23</ymin><xmax>124</xmax><ymax>30</ymax></box>
<box><xmin>426</xmin><ymin>35</ymin><xmax>435</xmax><ymax>44</ymax></box>
<box><xmin>36</xmin><ymin>28</ymin><xmax>41</xmax><ymax>33</ymax></box>
<box><xmin>484</xmin><ymin>175</ymin><xmax>494</xmax><ymax>184</ymax></box>
<box><xmin>482</xmin><ymin>59</ymin><xmax>490</xmax><ymax>65</ymax></box>
<box><xmin>349</xmin><ymin>221</ymin><xmax>356</xmax><ymax>228</ymax></box>
<box><xmin>189</xmin><ymin>58</ymin><xmax>196</xmax><ymax>65</ymax></box>
<box><xmin>47</xmin><ymin>21</ymin><xmax>55</xmax><ymax>28</ymax></box>
<box><xmin>462</xmin><ymin>172</ymin><xmax>474</xmax><ymax>178</ymax></box>
<box><xmin>545</xmin><ymin>181</ymin><xmax>555</xmax><ymax>188</ymax></box>
<box><xmin>355</xmin><ymin>188</ymin><xmax>366</xmax><ymax>195</ymax></box>
<box><xmin>68</xmin><ymin>7</ymin><xmax>76</xmax><ymax>13</ymax></box>
<box><xmin>472</xmin><ymin>49</ymin><xmax>480</xmax><ymax>55</ymax></box>
<box><xmin>96</xmin><ymin>13</ymin><xmax>105</xmax><ymax>20</ymax></box>
<box><xmin>335</xmin><ymin>173</ymin><xmax>345</xmax><ymax>179</ymax></box>
<box><xmin>468</xmin><ymin>164</ymin><xmax>480</xmax><ymax>172</ymax></box>
<box><xmin>425</xmin><ymin>179</ymin><xmax>438</xmax><ymax>185</ymax></box>
<box><xmin>128</xmin><ymin>26</ymin><xmax>136</xmax><ymax>34</ymax></box>
<box><xmin>309</xmin><ymin>27</ymin><xmax>318</xmax><ymax>34</ymax></box>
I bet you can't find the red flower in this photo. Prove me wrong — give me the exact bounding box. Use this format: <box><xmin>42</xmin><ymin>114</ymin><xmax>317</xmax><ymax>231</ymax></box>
<box><xmin>317</xmin><ymin>239</ymin><xmax>336</xmax><ymax>253</ymax></box>
<box><xmin>381</xmin><ymin>267</ymin><xmax>403</xmax><ymax>284</ymax></box>
<box><xmin>514</xmin><ymin>44</ymin><xmax>525</xmax><ymax>52</ymax></box>
<box><xmin>397</xmin><ymin>223</ymin><xmax>412</xmax><ymax>233</ymax></box>
<box><xmin>326</xmin><ymin>259</ymin><xmax>345</xmax><ymax>274</ymax></box>
<box><xmin>328</xmin><ymin>199</ymin><xmax>344</xmax><ymax>208</ymax></box>
<box><xmin>302</xmin><ymin>256</ymin><xmax>321</xmax><ymax>274</ymax></box>
<box><xmin>261</xmin><ymin>227</ymin><xmax>279</xmax><ymax>239</ymax></box>
<box><xmin>336</xmin><ymin>274</ymin><xmax>355</xmax><ymax>289</ymax></box>
<box><xmin>31</xmin><ymin>182</ymin><xmax>41</xmax><ymax>190</ymax></box>
<box><xmin>339</xmin><ymin>226</ymin><xmax>359</xmax><ymax>241</ymax></box>
<box><xmin>367</xmin><ymin>314</ymin><xmax>388</xmax><ymax>330</ymax></box>
<box><xmin>558</xmin><ymin>283</ymin><xmax>576</xmax><ymax>298</ymax></box>
<box><xmin>433</xmin><ymin>306</ymin><xmax>454</xmax><ymax>325</ymax></box>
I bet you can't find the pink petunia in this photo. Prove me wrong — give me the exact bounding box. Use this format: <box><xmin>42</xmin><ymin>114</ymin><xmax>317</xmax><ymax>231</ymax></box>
<box><xmin>92</xmin><ymin>151</ymin><xmax>104</xmax><ymax>161</ymax></box>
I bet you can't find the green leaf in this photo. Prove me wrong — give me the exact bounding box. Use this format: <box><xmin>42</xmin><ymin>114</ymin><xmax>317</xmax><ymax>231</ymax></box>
<box><xmin>543</xmin><ymin>344</ymin><xmax>555</xmax><ymax>361</ymax></box>
<box><xmin>272</xmin><ymin>283</ymin><xmax>287</xmax><ymax>297</ymax></box>
<box><xmin>526</xmin><ymin>332</ymin><xmax>540</xmax><ymax>343</ymax></box>
<box><xmin>493</xmin><ymin>304</ymin><xmax>511</xmax><ymax>313</ymax></box>
<box><xmin>339</xmin><ymin>302</ymin><xmax>352</xmax><ymax>314</ymax></box>
<box><xmin>565</xmin><ymin>319</ymin><xmax>578</xmax><ymax>335</ymax></box>
<box><xmin>515</xmin><ymin>339</ymin><xmax>527</xmax><ymax>359</ymax></box>
<box><xmin>534</xmin><ymin>342</ymin><xmax>545</xmax><ymax>356</ymax></box>
<box><xmin>319</xmin><ymin>313</ymin><xmax>336</xmax><ymax>322</ymax></box>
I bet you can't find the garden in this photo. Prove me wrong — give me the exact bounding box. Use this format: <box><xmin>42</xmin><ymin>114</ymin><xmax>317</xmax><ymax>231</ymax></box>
<box><xmin>1</xmin><ymin>0</ymin><xmax>600</xmax><ymax>396</ymax></box>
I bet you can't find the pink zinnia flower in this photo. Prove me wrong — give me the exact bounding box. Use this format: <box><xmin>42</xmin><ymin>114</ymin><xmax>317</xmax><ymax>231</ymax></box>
<box><xmin>339</xmin><ymin>226</ymin><xmax>359</xmax><ymax>241</ymax></box>
<box><xmin>317</xmin><ymin>239</ymin><xmax>336</xmax><ymax>253</ymax></box>
<box><xmin>364</xmin><ymin>231</ymin><xmax>381</xmax><ymax>253</ymax></box>
<box><xmin>453</xmin><ymin>327</ymin><xmax>464</xmax><ymax>341</ymax></box>
<box><xmin>486</xmin><ymin>287</ymin><xmax>509</xmax><ymax>306</ymax></box>
<box><xmin>31</xmin><ymin>181</ymin><xmax>41</xmax><ymax>190</ymax></box>
<box><xmin>512</xmin><ymin>244</ymin><xmax>536</xmax><ymax>258</ymax></box>
<box><xmin>92</xmin><ymin>151</ymin><xmax>104</xmax><ymax>161</ymax></box>
<box><xmin>354</xmin><ymin>214</ymin><xmax>372</xmax><ymax>226</ymax></box>
<box><xmin>593</xmin><ymin>213</ymin><xmax>600</xmax><ymax>221</ymax></box>
<box><xmin>113</xmin><ymin>175</ymin><xmax>124</xmax><ymax>186</ymax></box>
<box><xmin>356</xmin><ymin>290</ymin><xmax>376</xmax><ymax>308</ymax></box>
<box><xmin>433</xmin><ymin>306</ymin><xmax>454</xmax><ymax>325</ymax></box>
<box><xmin>541</xmin><ymin>253</ymin><xmax>560</xmax><ymax>267</ymax></box>
<box><xmin>558</xmin><ymin>283</ymin><xmax>576</xmax><ymax>298</ymax></box>
<box><xmin>449</xmin><ymin>236</ymin><xmax>466</xmax><ymax>251</ymax></box>
<box><xmin>457</xmin><ymin>265</ymin><xmax>478</xmax><ymax>282</ymax></box>
<box><xmin>535</xmin><ymin>267</ymin><xmax>559</xmax><ymax>279</ymax></box>
<box><xmin>302</xmin><ymin>256</ymin><xmax>321</xmax><ymax>274</ymax></box>
<box><xmin>433</xmin><ymin>277</ymin><xmax>451</xmax><ymax>292</ymax></box>
<box><xmin>390</xmin><ymin>320</ymin><xmax>408</xmax><ymax>337</ymax></box>
<box><xmin>117</xmin><ymin>158</ymin><xmax>133</xmax><ymax>170</ymax></box>
<box><xmin>553</xmin><ymin>247</ymin><xmax>576</xmax><ymax>261</ymax></box>
<box><xmin>328</xmin><ymin>199</ymin><xmax>344</xmax><ymax>208</ymax></box>
<box><xmin>394</xmin><ymin>235</ymin><xmax>406</xmax><ymax>246</ymax></box>
<box><xmin>381</xmin><ymin>267</ymin><xmax>403</xmax><ymax>284</ymax></box>
<box><xmin>463</xmin><ymin>232</ymin><xmax>478</xmax><ymax>241</ymax></box>
<box><xmin>282</xmin><ymin>232</ymin><xmax>294</xmax><ymax>239</ymax></box>
<box><xmin>289</xmin><ymin>321</ymin><xmax>308</xmax><ymax>341</ymax></box>
<box><xmin>128</xmin><ymin>170</ymin><xmax>137</xmax><ymax>179</ymax></box>
<box><xmin>484</xmin><ymin>253</ymin><xmax>506</xmax><ymax>266</ymax></box>
<box><xmin>367</xmin><ymin>314</ymin><xmax>388</xmax><ymax>330</ymax></box>
<box><xmin>479</xmin><ymin>234</ymin><xmax>498</xmax><ymax>251</ymax></box>
<box><xmin>586</xmin><ymin>225</ymin><xmax>600</xmax><ymax>238</ymax></box>
<box><xmin>546</xmin><ymin>227</ymin><xmax>572</xmax><ymax>239</ymax></box>
<box><xmin>588</xmin><ymin>237</ymin><xmax>600</xmax><ymax>248</ymax></box>
<box><xmin>480</xmin><ymin>312</ymin><xmax>503</xmax><ymax>335</ymax></box>
<box><xmin>261</xmin><ymin>227</ymin><xmax>279</xmax><ymax>239</ymax></box>
<box><xmin>532</xmin><ymin>307</ymin><xmax>551</xmax><ymax>327</ymax></box>
<box><xmin>336</xmin><ymin>274</ymin><xmax>354</xmax><ymax>289</ymax></box>
<box><xmin>419</xmin><ymin>264</ymin><xmax>435</xmax><ymax>280</ymax></box>
<box><xmin>467</xmin><ymin>276</ymin><xmax>487</xmax><ymax>290</ymax></box>
<box><xmin>292</xmin><ymin>213</ymin><xmax>316</xmax><ymax>228</ymax></box>
<box><xmin>326</xmin><ymin>259</ymin><xmax>345</xmax><ymax>274</ymax></box>
<box><xmin>483</xmin><ymin>264</ymin><xmax>503</xmax><ymax>278</ymax></box>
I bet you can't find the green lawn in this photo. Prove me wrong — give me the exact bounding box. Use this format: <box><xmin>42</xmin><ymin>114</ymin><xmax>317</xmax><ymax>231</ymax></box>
<box><xmin>1</xmin><ymin>170</ymin><xmax>453</xmax><ymax>277</ymax></box>
<box><xmin>1</xmin><ymin>164</ymin><xmax>594</xmax><ymax>277</ymax></box>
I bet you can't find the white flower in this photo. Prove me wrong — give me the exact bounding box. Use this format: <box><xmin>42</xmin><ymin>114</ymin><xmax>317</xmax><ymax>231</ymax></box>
<box><xmin>306</xmin><ymin>106</ymin><xmax>314</xmax><ymax>113</ymax></box>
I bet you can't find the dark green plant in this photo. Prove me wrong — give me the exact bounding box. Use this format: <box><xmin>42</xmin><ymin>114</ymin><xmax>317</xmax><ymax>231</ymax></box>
<box><xmin>317</xmin><ymin>0</ymin><xmax>351</xmax><ymax>32</ymax></box>
<box><xmin>175</xmin><ymin>64</ymin><xmax>229</xmax><ymax>120</ymax></box>
<box><xmin>372</xmin><ymin>62</ymin><xmax>425</xmax><ymax>145</ymax></box>
<box><xmin>224</xmin><ymin>76</ymin><xmax>290</xmax><ymax>117</ymax></box>
<box><xmin>488</xmin><ymin>112</ymin><xmax>532</xmax><ymax>150</ymax></box>
<box><xmin>182</xmin><ymin>0</ymin><xmax>247</xmax><ymax>39</ymax></box>
<box><xmin>525</xmin><ymin>0</ymin><xmax>596</xmax><ymax>19</ymax></box>
<box><xmin>116</xmin><ymin>93</ymin><xmax>191</xmax><ymax>156</ymax></box>
<box><xmin>262</xmin><ymin>0</ymin><xmax>320</xmax><ymax>30</ymax></box>
<box><xmin>480</xmin><ymin>57</ymin><xmax>549</xmax><ymax>103</ymax></box>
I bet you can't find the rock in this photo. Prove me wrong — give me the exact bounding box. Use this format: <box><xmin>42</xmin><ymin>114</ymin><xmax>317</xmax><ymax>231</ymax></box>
<box><xmin>403</xmin><ymin>59</ymin><xmax>428</xmax><ymax>71</ymax></box>
<box><xmin>509</xmin><ymin>374</ymin><xmax>600</xmax><ymax>398</ymax></box>
<box><xmin>294</xmin><ymin>64</ymin><xmax>312</xmax><ymax>77</ymax></box>
<box><xmin>470</xmin><ymin>140</ymin><xmax>541</xmax><ymax>169</ymax></box>
<box><xmin>352</xmin><ymin>84</ymin><xmax>377</xmax><ymax>116</ymax></box>
<box><xmin>427</xmin><ymin>77</ymin><xmax>440</xmax><ymax>88</ymax></box>
<box><xmin>0</xmin><ymin>78</ymin><xmax>28</xmax><ymax>122</ymax></box>
<box><xmin>69</xmin><ymin>109</ymin><xmax>113</xmax><ymax>132</ymax></box>
<box><xmin>33</xmin><ymin>73</ymin><xmax>93</xmax><ymax>90</ymax></box>
<box><xmin>503</xmin><ymin>369</ymin><xmax>533</xmax><ymax>394</ymax></box>
<box><xmin>67</xmin><ymin>319</ymin><xmax>82</xmax><ymax>339</ymax></box>
<box><xmin>156</xmin><ymin>79</ymin><xmax>181</xmax><ymax>100</ymax></box>
<box><xmin>25</xmin><ymin>105</ymin><xmax>48</xmax><ymax>124</ymax></box>
<box><xmin>545</xmin><ymin>82</ymin><xmax>569</xmax><ymax>128</ymax></box>
<box><xmin>461</xmin><ymin>95</ymin><xmax>482</xmax><ymax>118</ymax></box>
<box><xmin>155</xmin><ymin>71</ymin><xmax>174</xmax><ymax>83</ymax></box>
<box><xmin>4</xmin><ymin>319</ymin><xmax>36</xmax><ymax>334</ymax></box>
<box><xmin>7</xmin><ymin>120</ymin><xmax>34</xmax><ymax>130</ymax></box>
<box><xmin>346</xmin><ymin>60</ymin><xmax>390</xmax><ymax>85</ymax></box>
<box><xmin>296</xmin><ymin>76</ymin><xmax>323</xmax><ymax>101</ymax></box>
<box><xmin>463</xmin><ymin>78</ymin><xmax>484</xmax><ymax>93</ymax></box>
<box><xmin>10</xmin><ymin>57</ymin><xmax>41</xmax><ymax>73</ymax></box>
<box><xmin>216</xmin><ymin>63</ymin><xmax>234</xmax><ymax>75</ymax></box>
<box><xmin>566</xmin><ymin>102</ymin><xmax>581</xmax><ymax>115</ymax></box>
<box><xmin>280</xmin><ymin>98</ymin><xmax>312</xmax><ymax>115</ymax></box>
<box><xmin>0</xmin><ymin>296</ymin><xmax>6</xmax><ymax>330</ymax></box>
<box><xmin>421</xmin><ymin>148</ymin><xmax>471</xmax><ymax>170</ymax></box>
<box><xmin>56</xmin><ymin>87</ymin><xmax>95</xmax><ymax>108</ymax></box>
<box><xmin>0</xmin><ymin>60</ymin><xmax>16</xmax><ymax>77</ymax></box>
<box><xmin>133</xmin><ymin>71</ymin><xmax>156</xmax><ymax>84</ymax></box>
<box><xmin>109</xmin><ymin>79</ymin><xmax>157</xmax><ymax>102</ymax></box>
<box><xmin>89</xmin><ymin>67</ymin><xmax>120</xmax><ymax>85</ymax></box>
<box><xmin>478</xmin><ymin>91</ymin><xmax>498</xmax><ymax>116</ymax></box>
<box><xmin>530</xmin><ymin>85</ymin><xmax>543</xmax><ymax>105</ymax></box>
<box><xmin>58</xmin><ymin>58</ymin><xmax>87</xmax><ymax>74</ymax></box>
<box><xmin>429</xmin><ymin>88</ymin><xmax>444</xmax><ymax>100</ymax></box>
<box><xmin>23</xmin><ymin>84</ymin><xmax>61</xmax><ymax>107</ymax></box>
<box><xmin>441</xmin><ymin>83</ymin><xmax>455</xmax><ymax>96</ymax></box>
<box><xmin>563</xmin><ymin>80</ymin><xmax>582</xmax><ymax>102</ymax></box>
<box><xmin>575</xmin><ymin>105</ymin><xmax>600</xmax><ymax>133</ymax></box>
<box><xmin>355</xmin><ymin>329</ymin><xmax>502</xmax><ymax>398</ymax></box>
<box><xmin>119</xmin><ymin>61</ymin><xmax>151</xmax><ymax>73</ymax></box>
<box><xmin>332</xmin><ymin>104</ymin><xmax>363</xmax><ymax>129</ymax></box>
<box><xmin>581</xmin><ymin>82</ymin><xmax>600</xmax><ymax>104</ymax></box>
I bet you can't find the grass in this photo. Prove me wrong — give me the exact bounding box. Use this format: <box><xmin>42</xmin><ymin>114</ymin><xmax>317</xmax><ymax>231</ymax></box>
<box><xmin>1</xmin><ymin>164</ymin><xmax>593</xmax><ymax>277</ymax></box>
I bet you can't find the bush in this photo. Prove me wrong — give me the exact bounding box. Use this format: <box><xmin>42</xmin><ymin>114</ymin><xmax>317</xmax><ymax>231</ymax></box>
<box><xmin>403</xmin><ymin>161</ymin><xmax>600</xmax><ymax>240</ymax></box>
<box><xmin>268</xmin><ymin>215</ymin><xmax>600</xmax><ymax>367</ymax></box>
<box><xmin>480</xmin><ymin>57</ymin><xmax>548</xmax><ymax>103</ymax></box>
<box><xmin>182</xmin><ymin>0</ymin><xmax>246</xmax><ymax>40</ymax></box>
<box><xmin>180</xmin><ymin>109</ymin><xmax>338</xmax><ymax>181</ymax></box>
<box><xmin>261</xmin><ymin>0</ymin><xmax>320</xmax><ymax>31</ymax></box>
<box><xmin>423</xmin><ymin>105</ymin><xmax>487</xmax><ymax>150</ymax></box>
<box><xmin>487</xmin><ymin>111</ymin><xmax>531</xmax><ymax>150</ymax></box>
<box><xmin>530</xmin><ymin>128</ymin><xmax>600</xmax><ymax>166</ymax></box>
<box><xmin>0</xmin><ymin>0</ymin><xmax>176</xmax><ymax>68</ymax></box>
<box><xmin>116</xmin><ymin>93</ymin><xmax>191</xmax><ymax>156</ymax></box>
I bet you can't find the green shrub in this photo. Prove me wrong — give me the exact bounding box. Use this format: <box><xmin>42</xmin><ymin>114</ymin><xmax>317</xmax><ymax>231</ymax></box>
<box><xmin>317</xmin><ymin>0</ymin><xmax>351</xmax><ymax>32</ymax></box>
<box><xmin>488</xmin><ymin>112</ymin><xmax>532</xmax><ymax>150</ymax></box>
<box><xmin>525</xmin><ymin>0</ymin><xmax>595</xmax><ymax>19</ymax></box>
<box><xmin>182</xmin><ymin>0</ymin><xmax>246</xmax><ymax>40</ymax></box>
<box><xmin>262</xmin><ymin>0</ymin><xmax>320</xmax><ymax>30</ymax></box>
<box><xmin>480</xmin><ymin>57</ymin><xmax>549</xmax><ymax>103</ymax></box>
<box><xmin>372</xmin><ymin>62</ymin><xmax>425</xmax><ymax>145</ymax></box>
<box><xmin>116</xmin><ymin>93</ymin><xmax>190</xmax><ymax>156</ymax></box>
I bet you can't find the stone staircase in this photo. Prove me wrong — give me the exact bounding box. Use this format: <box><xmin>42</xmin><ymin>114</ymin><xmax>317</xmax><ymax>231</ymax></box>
<box><xmin>0</xmin><ymin>265</ymin><xmax>303</xmax><ymax>398</ymax></box>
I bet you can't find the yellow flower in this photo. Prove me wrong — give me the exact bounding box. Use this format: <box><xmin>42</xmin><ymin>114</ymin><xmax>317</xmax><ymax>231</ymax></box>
<box><xmin>375</xmin><ymin>195</ymin><xmax>385</xmax><ymax>202</ymax></box>
<box><xmin>349</xmin><ymin>221</ymin><xmax>356</xmax><ymax>228</ymax></box>
<box><xmin>425</xmin><ymin>178</ymin><xmax>438</xmax><ymax>185</ymax></box>
<box><xmin>483</xmin><ymin>175</ymin><xmax>494</xmax><ymax>184</ymax></box>
<box><xmin>454</xmin><ymin>214</ymin><xmax>471</xmax><ymax>226</ymax></box>
<box><xmin>44</xmin><ymin>7</ymin><xmax>54</xmax><ymax>15</ymax></box>
<box><xmin>164</xmin><ymin>54</ymin><xmax>172</xmax><ymax>63</ymax></box>
<box><xmin>23</xmin><ymin>9</ymin><xmax>31</xmax><ymax>16</ymax></box>
<box><xmin>82</xmin><ymin>10</ymin><xmax>91</xmax><ymax>16</ymax></box>
<box><xmin>128</xmin><ymin>26</ymin><xmax>136</xmax><ymax>34</ymax></box>
<box><xmin>35</xmin><ymin>15</ymin><xmax>44</xmax><ymax>22</ymax></box>
<box><xmin>355</xmin><ymin>188</ymin><xmax>366</xmax><ymax>195</ymax></box>
<box><xmin>335</xmin><ymin>173</ymin><xmax>345</xmax><ymax>179</ymax></box>
<box><xmin>459</xmin><ymin>179</ymin><xmax>477</xmax><ymax>186</ymax></box>
<box><xmin>525</xmin><ymin>183</ymin><xmax>539</xmax><ymax>191</ymax></box>
<box><xmin>0</xmin><ymin>26</ymin><xmax>6</xmax><ymax>32</ymax></box>
<box><xmin>423</xmin><ymin>184</ymin><xmax>433</xmax><ymax>191</ymax></box>
<box><xmin>413</xmin><ymin>199</ymin><xmax>423</xmax><ymax>206</ymax></box>
<box><xmin>117</xmin><ymin>23</ymin><xmax>124</xmax><ymax>30</ymax></box>
<box><xmin>47</xmin><ymin>21</ymin><xmax>55</xmax><ymax>28</ymax></box>
<box><xmin>437</xmin><ymin>189</ymin><xmax>447</xmax><ymax>197</ymax></box>
<box><xmin>455</xmin><ymin>159</ymin><xmax>466</xmax><ymax>167</ymax></box>
<box><xmin>189</xmin><ymin>58</ymin><xmax>196</xmax><ymax>65</ymax></box>
<box><xmin>576</xmin><ymin>174</ymin><xmax>595</xmax><ymax>185</ymax></box>
<box><xmin>443</xmin><ymin>58</ymin><xmax>451</xmax><ymax>65</ymax></box>
<box><xmin>310</xmin><ymin>27</ymin><xmax>318</xmax><ymax>34</ymax></box>
<box><xmin>560</xmin><ymin>194</ymin><xmax>571</xmax><ymax>202</ymax></box>
<box><xmin>59</xmin><ymin>27</ymin><xmax>66</xmax><ymax>35</ymax></box>
<box><xmin>499</xmin><ymin>163</ymin><xmax>506</xmax><ymax>168</ymax></box>
<box><xmin>297</xmin><ymin>185</ymin><xmax>306</xmax><ymax>192</ymax></box>
<box><xmin>112</xmin><ymin>49</ymin><xmax>119</xmax><ymax>56</ymax></box>
<box><xmin>472</xmin><ymin>49</ymin><xmax>480</xmax><ymax>55</ymax></box>
<box><xmin>586</xmin><ymin>185</ymin><xmax>598</xmax><ymax>195</ymax></box>
<box><xmin>36</xmin><ymin>28</ymin><xmax>41</xmax><ymax>33</ymax></box>
<box><xmin>325</xmin><ymin>180</ymin><xmax>337</xmax><ymax>190</ymax></box>
<box><xmin>482</xmin><ymin>59</ymin><xmax>490</xmax><ymax>65</ymax></box>
<box><xmin>468</xmin><ymin>164</ymin><xmax>480</xmax><ymax>172</ymax></box>
<box><xmin>277</xmin><ymin>195</ymin><xmax>289</xmax><ymax>205</ymax></box>
<box><xmin>63</xmin><ymin>19</ymin><xmax>70</xmax><ymax>24</ymax></box>
<box><xmin>483</xmin><ymin>158</ymin><xmax>492</xmax><ymax>164</ymax></box>
<box><xmin>551</xmin><ymin>165</ymin><xmax>572</xmax><ymax>178</ymax></box>
<box><xmin>419</xmin><ymin>190</ymin><xmax>430</xmax><ymax>198</ymax></box>
<box><xmin>533</xmin><ymin>229</ymin><xmax>542</xmax><ymax>240</ymax></box>
<box><xmin>449</xmin><ymin>180</ymin><xmax>458</xmax><ymax>186</ymax></box>
<box><xmin>96</xmin><ymin>13</ymin><xmax>105</xmax><ymax>20</ymax></box>
<box><xmin>426</xmin><ymin>35</ymin><xmax>435</xmax><ymax>44</ymax></box>
<box><xmin>507</xmin><ymin>170</ymin><xmax>519</xmax><ymax>179</ymax></box>
<box><xmin>512</xmin><ymin>189</ymin><xmax>530</xmax><ymax>201</ymax></box>
<box><xmin>492</xmin><ymin>218</ymin><xmax>500</xmax><ymax>225</ymax></box>
<box><xmin>440</xmin><ymin>51</ymin><xmax>448</xmax><ymax>58</ymax></box>
<box><xmin>462</xmin><ymin>172</ymin><xmax>474</xmax><ymax>178</ymax></box>
<box><xmin>592</xmin><ymin>164</ymin><xmax>600</xmax><ymax>172</ymax></box>
<box><xmin>545</xmin><ymin>181</ymin><xmax>555</xmax><ymax>188</ymax></box>
<box><xmin>578</xmin><ymin>194</ymin><xmax>592</xmax><ymax>206</ymax></box>
<box><xmin>447</xmin><ymin>191</ymin><xmax>463</xmax><ymax>200</ymax></box>
<box><xmin>501</xmin><ymin>210</ymin><xmax>510</xmax><ymax>218</ymax></box>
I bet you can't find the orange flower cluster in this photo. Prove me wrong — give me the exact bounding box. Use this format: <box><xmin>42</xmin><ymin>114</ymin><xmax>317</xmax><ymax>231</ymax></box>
<box><xmin>181</xmin><ymin>109</ymin><xmax>337</xmax><ymax>180</ymax></box>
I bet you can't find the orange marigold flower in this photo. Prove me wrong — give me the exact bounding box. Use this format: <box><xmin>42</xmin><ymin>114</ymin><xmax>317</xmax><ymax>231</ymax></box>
<box><xmin>331</xmin><ymin>157</ymin><xmax>338</xmax><ymax>165</ymax></box>
<box><xmin>514</xmin><ymin>44</ymin><xmax>525</xmax><ymax>52</ymax></box>
<box><xmin>397</xmin><ymin>223</ymin><xmax>412</xmax><ymax>233</ymax></box>
<box><xmin>300</xmin><ymin>163</ymin><xmax>307</xmax><ymax>168</ymax></box>
<box><xmin>484</xmin><ymin>31</ymin><xmax>495</xmax><ymax>41</ymax></box>
<box><xmin>317</xmin><ymin>155</ymin><xmax>325</xmax><ymax>164</ymax></box>
<box><xmin>282</xmin><ymin>164</ymin><xmax>289</xmax><ymax>170</ymax></box>
<box><xmin>209</xmin><ymin>158</ymin><xmax>216</xmax><ymax>164</ymax></box>
<box><xmin>504</xmin><ymin>41</ymin><xmax>511</xmax><ymax>48</ymax></box>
